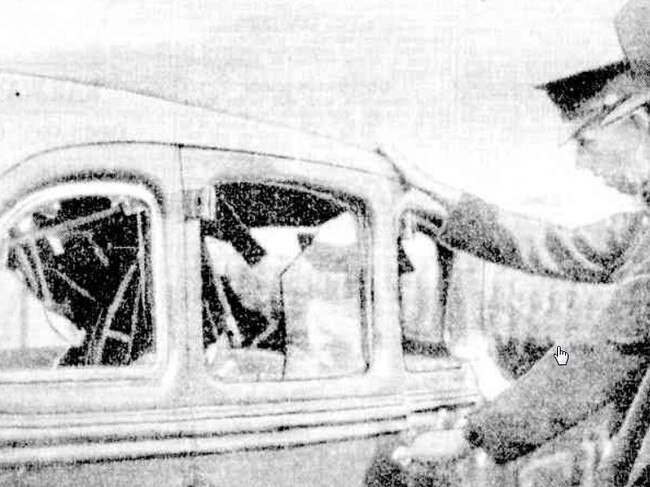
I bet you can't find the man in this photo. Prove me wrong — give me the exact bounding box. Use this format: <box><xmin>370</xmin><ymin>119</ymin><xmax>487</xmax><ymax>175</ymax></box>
<box><xmin>393</xmin><ymin>1</ymin><xmax>650</xmax><ymax>486</ymax></box>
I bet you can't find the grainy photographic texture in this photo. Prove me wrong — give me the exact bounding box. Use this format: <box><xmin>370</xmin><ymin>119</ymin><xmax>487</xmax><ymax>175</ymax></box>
<box><xmin>0</xmin><ymin>1</ymin><xmax>649</xmax><ymax>486</ymax></box>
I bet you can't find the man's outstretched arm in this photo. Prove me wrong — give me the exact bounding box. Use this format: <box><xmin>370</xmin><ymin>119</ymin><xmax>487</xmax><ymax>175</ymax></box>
<box><xmin>438</xmin><ymin>193</ymin><xmax>642</xmax><ymax>283</ymax></box>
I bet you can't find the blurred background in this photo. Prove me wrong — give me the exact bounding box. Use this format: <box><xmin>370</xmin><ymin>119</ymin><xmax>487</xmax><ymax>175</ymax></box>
<box><xmin>0</xmin><ymin>0</ymin><xmax>638</xmax><ymax>224</ymax></box>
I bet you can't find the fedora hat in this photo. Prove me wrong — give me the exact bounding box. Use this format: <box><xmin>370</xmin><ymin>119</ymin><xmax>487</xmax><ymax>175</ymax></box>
<box><xmin>540</xmin><ymin>0</ymin><xmax>650</xmax><ymax>139</ymax></box>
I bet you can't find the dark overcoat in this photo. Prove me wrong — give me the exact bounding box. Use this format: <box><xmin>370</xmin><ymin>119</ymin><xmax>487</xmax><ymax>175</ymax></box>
<box><xmin>438</xmin><ymin>193</ymin><xmax>650</xmax><ymax>487</ymax></box>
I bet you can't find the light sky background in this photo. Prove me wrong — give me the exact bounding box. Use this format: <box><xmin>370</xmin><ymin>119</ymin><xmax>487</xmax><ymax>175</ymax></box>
<box><xmin>0</xmin><ymin>0</ymin><xmax>640</xmax><ymax>225</ymax></box>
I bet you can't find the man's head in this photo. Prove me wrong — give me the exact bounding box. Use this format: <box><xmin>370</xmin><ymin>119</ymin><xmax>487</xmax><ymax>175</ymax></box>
<box><xmin>542</xmin><ymin>0</ymin><xmax>650</xmax><ymax>196</ymax></box>
<box><xmin>573</xmin><ymin>74</ymin><xmax>650</xmax><ymax>195</ymax></box>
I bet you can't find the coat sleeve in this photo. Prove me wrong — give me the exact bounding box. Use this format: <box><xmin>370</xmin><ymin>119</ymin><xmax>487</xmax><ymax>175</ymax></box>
<box><xmin>438</xmin><ymin>194</ymin><xmax>642</xmax><ymax>283</ymax></box>
<box><xmin>464</xmin><ymin>272</ymin><xmax>650</xmax><ymax>464</ymax></box>
<box><xmin>464</xmin><ymin>340</ymin><xmax>650</xmax><ymax>464</ymax></box>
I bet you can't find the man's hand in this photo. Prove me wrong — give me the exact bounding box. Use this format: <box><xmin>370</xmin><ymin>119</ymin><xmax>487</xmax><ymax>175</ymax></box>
<box><xmin>391</xmin><ymin>429</ymin><xmax>471</xmax><ymax>468</ymax></box>
<box><xmin>451</xmin><ymin>330</ymin><xmax>511</xmax><ymax>400</ymax></box>
<box><xmin>374</xmin><ymin>144</ymin><xmax>463</xmax><ymax>207</ymax></box>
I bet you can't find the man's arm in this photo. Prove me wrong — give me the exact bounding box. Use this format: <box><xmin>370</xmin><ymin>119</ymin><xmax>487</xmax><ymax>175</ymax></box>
<box><xmin>466</xmin><ymin>274</ymin><xmax>650</xmax><ymax>463</ymax></box>
<box><xmin>465</xmin><ymin>341</ymin><xmax>648</xmax><ymax>464</ymax></box>
<box><xmin>378</xmin><ymin>149</ymin><xmax>641</xmax><ymax>282</ymax></box>
<box><xmin>438</xmin><ymin>193</ymin><xmax>642</xmax><ymax>283</ymax></box>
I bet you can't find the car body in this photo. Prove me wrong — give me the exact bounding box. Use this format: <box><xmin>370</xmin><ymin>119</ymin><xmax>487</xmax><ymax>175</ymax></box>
<box><xmin>0</xmin><ymin>72</ymin><xmax>486</xmax><ymax>487</ymax></box>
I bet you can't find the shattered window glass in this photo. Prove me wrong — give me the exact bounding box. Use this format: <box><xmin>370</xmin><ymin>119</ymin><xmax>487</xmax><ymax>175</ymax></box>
<box><xmin>0</xmin><ymin>193</ymin><xmax>155</xmax><ymax>370</ymax></box>
<box><xmin>201</xmin><ymin>182</ymin><xmax>368</xmax><ymax>382</ymax></box>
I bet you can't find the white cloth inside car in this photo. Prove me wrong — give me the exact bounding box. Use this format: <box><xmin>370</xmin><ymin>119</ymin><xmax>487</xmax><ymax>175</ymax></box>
<box><xmin>0</xmin><ymin>268</ymin><xmax>83</xmax><ymax>352</ymax></box>
<box><xmin>283</xmin><ymin>211</ymin><xmax>365</xmax><ymax>378</ymax></box>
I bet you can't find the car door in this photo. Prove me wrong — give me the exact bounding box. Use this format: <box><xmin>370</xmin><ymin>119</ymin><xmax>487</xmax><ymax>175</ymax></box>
<box><xmin>392</xmin><ymin>189</ymin><xmax>503</xmax><ymax>485</ymax></box>
<box><xmin>395</xmin><ymin>189</ymin><xmax>480</xmax><ymax>414</ymax></box>
<box><xmin>179</xmin><ymin>147</ymin><xmax>411</xmax><ymax>487</ymax></box>
<box><xmin>0</xmin><ymin>143</ymin><xmax>192</xmax><ymax>487</ymax></box>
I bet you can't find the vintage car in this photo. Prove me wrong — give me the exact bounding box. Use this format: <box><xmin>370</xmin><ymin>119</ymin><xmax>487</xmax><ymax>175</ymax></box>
<box><xmin>0</xmin><ymin>72</ymin><xmax>492</xmax><ymax>487</ymax></box>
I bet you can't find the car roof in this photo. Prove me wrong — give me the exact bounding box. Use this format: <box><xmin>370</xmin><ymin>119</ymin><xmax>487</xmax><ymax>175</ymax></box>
<box><xmin>0</xmin><ymin>72</ymin><xmax>397</xmax><ymax>179</ymax></box>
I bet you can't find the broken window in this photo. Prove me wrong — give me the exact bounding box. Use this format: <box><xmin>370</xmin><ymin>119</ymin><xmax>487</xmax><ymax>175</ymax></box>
<box><xmin>201</xmin><ymin>182</ymin><xmax>368</xmax><ymax>382</ymax></box>
<box><xmin>0</xmin><ymin>191</ymin><xmax>155</xmax><ymax>370</ymax></box>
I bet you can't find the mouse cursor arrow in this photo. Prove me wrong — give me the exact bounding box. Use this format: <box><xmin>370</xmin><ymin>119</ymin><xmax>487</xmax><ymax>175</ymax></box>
<box><xmin>554</xmin><ymin>346</ymin><xmax>569</xmax><ymax>366</ymax></box>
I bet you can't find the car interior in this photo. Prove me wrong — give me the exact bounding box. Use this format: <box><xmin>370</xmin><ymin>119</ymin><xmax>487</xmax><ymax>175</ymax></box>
<box><xmin>200</xmin><ymin>182</ymin><xmax>368</xmax><ymax>382</ymax></box>
<box><xmin>0</xmin><ymin>194</ymin><xmax>154</xmax><ymax>370</ymax></box>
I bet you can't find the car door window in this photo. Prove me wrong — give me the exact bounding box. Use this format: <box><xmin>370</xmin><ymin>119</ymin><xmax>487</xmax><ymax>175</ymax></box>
<box><xmin>0</xmin><ymin>186</ymin><xmax>156</xmax><ymax>371</ymax></box>
<box><xmin>398</xmin><ymin>212</ymin><xmax>450</xmax><ymax>372</ymax></box>
<box><xmin>200</xmin><ymin>182</ymin><xmax>368</xmax><ymax>382</ymax></box>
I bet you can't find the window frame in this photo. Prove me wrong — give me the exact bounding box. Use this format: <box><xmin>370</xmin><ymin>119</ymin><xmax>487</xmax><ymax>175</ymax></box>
<box><xmin>198</xmin><ymin>179</ymin><xmax>373</xmax><ymax>383</ymax></box>
<box><xmin>181</xmin><ymin>147</ymin><xmax>409</xmax><ymax>406</ymax></box>
<box><xmin>0</xmin><ymin>181</ymin><xmax>168</xmax><ymax>384</ymax></box>
<box><xmin>398</xmin><ymin>210</ymin><xmax>462</xmax><ymax>374</ymax></box>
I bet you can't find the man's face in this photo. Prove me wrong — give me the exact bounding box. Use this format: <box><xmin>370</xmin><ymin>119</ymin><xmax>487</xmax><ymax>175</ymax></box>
<box><xmin>574</xmin><ymin>107</ymin><xmax>650</xmax><ymax>195</ymax></box>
